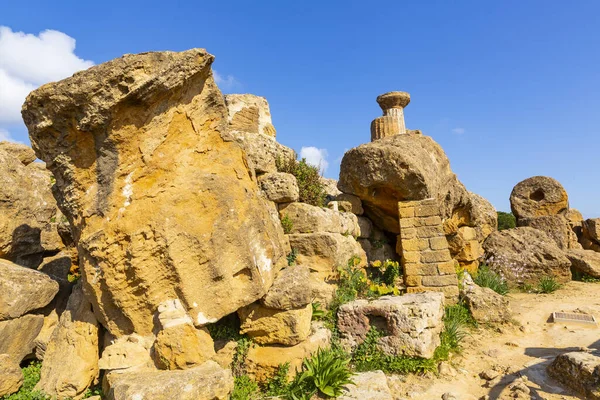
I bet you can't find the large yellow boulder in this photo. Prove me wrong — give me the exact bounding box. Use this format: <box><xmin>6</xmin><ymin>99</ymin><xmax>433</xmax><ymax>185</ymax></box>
<box><xmin>23</xmin><ymin>49</ymin><xmax>288</xmax><ymax>336</ymax></box>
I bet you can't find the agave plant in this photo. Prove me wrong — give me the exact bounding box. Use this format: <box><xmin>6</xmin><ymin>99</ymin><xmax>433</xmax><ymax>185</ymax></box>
<box><xmin>289</xmin><ymin>348</ymin><xmax>354</xmax><ymax>398</ymax></box>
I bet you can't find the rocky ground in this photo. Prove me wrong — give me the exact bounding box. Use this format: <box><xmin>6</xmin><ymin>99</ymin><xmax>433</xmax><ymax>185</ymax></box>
<box><xmin>394</xmin><ymin>281</ymin><xmax>600</xmax><ymax>400</ymax></box>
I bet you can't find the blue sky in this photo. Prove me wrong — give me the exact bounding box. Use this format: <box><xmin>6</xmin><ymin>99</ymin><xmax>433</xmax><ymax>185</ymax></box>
<box><xmin>1</xmin><ymin>1</ymin><xmax>599</xmax><ymax>217</ymax></box>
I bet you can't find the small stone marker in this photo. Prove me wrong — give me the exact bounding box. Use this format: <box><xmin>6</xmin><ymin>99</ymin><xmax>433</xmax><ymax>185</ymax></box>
<box><xmin>552</xmin><ymin>312</ymin><xmax>596</xmax><ymax>325</ymax></box>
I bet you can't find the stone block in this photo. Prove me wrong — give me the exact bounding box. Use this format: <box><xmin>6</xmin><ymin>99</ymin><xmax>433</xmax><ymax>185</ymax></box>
<box><xmin>400</xmin><ymin>218</ymin><xmax>415</xmax><ymax>229</ymax></box>
<box><xmin>421</xmin><ymin>275</ymin><xmax>459</xmax><ymax>287</ymax></box>
<box><xmin>399</xmin><ymin>207</ymin><xmax>414</xmax><ymax>218</ymax></box>
<box><xmin>415</xmin><ymin>204</ymin><xmax>439</xmax><ymax>218</ymax></box>
<box><xmin>417</xmin><ymin>226</ymin><xmax>444</xmax><ymax>238</ymax></box>
<box><xmin>404</xmin><ymin>263</ymin><xmax>438</xmax><ymax>276</ymax></box>
<box><xmin>399</xmin><ymin>228</ymin><xmax>417</xmax><ymax>240</ymax></box>
<box><xmin>402</xmin><ymin>251</ymin><xmax>420</xmax><ymax>264</ymax></box>
<box><xmin>405</xmin><ymin>275</ymin><xmax>422</xmax><ymax>287</ymax></box>
<box><xmin>437</xmin><ymin>260</ymin><xmax>458</xmax><ymax>275</ymax></box>
<box><xmin>400</xmin><ymin>238</ymin><xmax>430</xmax><ymax>252</ymax></box>
<box><xmin>420</xmin><ymin>250</ymin><xmax>452</xmax><ymax>264</ymax></box>
<box><xmin>429</xmin><ymin>237</ymin><xmax>449</xmax><ymax>250</ymax></box>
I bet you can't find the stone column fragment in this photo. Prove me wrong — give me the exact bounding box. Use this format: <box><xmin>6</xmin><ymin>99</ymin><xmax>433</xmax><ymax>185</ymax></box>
<box><xmin>371</xmin><ymin>91</ymin><xmax>410</xmax><ymax>141</ymax></box>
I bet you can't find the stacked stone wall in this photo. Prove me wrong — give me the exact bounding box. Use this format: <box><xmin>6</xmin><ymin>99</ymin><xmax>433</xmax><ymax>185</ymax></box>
<box><xmin>397</xmin><ymin>199</ymin><xmax>459</xmax><ymax>299</ymax></box>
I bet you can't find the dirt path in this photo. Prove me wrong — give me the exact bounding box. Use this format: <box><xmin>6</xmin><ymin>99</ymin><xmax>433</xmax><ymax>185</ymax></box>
<box><xmin>392</xmin><ymin>281</ymin><xmax>600</xmax><ymax>399</ymax></box>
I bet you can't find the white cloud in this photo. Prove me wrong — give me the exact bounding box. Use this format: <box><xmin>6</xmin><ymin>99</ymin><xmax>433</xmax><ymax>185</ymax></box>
<box><xmin>300</xmin><ymin>146</ymin><xmax>329</xmax><ymax>173</ymax></box>
<box><xmin>0</xmin><ymin>26</ymin><xmax>93</xmax><ymax>126</ymax></box>
<box><xmin>452</xmin><ymin>127</ymin><xmax>466</xmax><ymax>134</ymax></box>
<box><xmin>213</xmin><ymin>70</ymin><xmax>239</xmax><ymax>91</ymax></box>
<box><xmin>0</xmin><ymin>128</ymin><xmax>15</xmax><ymax>142</ymax></box>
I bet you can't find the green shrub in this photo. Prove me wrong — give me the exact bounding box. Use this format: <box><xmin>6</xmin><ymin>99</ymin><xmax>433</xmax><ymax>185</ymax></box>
<box><xmin>263</xmin><ymin>363</ymin><xmax>291</xmax><ymax>397</ymax></box>
<box><xmin>286</xmin><ymin>248</ymin><xmax>298</xmax><ymax>266</ymax></box>
<box><xmin>435</xmin><ymin>303</ymin><xmax>472</xmax><ymax>359</ymax></box>
<box><xmin>571</xmin><ymin>269</ymin><xmax>600</xmax><ymax>283</ymax></box>
<box><xmin>497</xmin><ymin>211</ymin><xmax>516</xmax><ymax>231</ymax></box>
<box><xmin>351</xmin><ymin>327</ymin><xmax>436</xmax><ymax>374</ymax></box>
<box><xmin>276</xmin><ymin>157</ymin><xmax>326</xmax><ymax>207</ymax></box>
<box><xmin>231</xmin><ymin>375</ymin><xmax>260</xmax><ymax>400</ymax></box>
<box><xmin>289</xmin><ymin>348</ymin><xmax>353</xmax><ymax>398</ymax></box>
<box><xmin>281</xmin><ymin>215</ymin><xmax>294</xmax><ymax>234</ymax></box>
<box><xmin>205</xmin><ymin>315</ymin><xmax>251</xmax><ymax>377</ymax></box>
<box><xmin>474</xmin><ymin>264</ymin><xmax>509</xmax><ymax>295</ymax></box>
<box><xmin>538</xmin><ymin>276</ymin><xmax>561</xmax><ymax>293</ymax></box>
<box><xmin>311</xmin><ymin>302</ymin><xmax>326</xmax><ymax>320</ymax></box>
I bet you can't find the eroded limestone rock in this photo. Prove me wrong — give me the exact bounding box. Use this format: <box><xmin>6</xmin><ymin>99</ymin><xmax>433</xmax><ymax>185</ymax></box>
<box><xmin>566</xmin><ymin>249</ymin><xmax>600</xmax><ymax>278</ymax></box>
<box><xmin>460</xmin><ymin>272</ymin><xmax>511</xmax><ymax>324</ymax></box>
<box><xmin>35</xmin><ymin>283</ymin><xmax>99</xmax><ymax>399</ymax></box>
<box><xmin>337</xmin><ymin>293</ymin><xmax>445</xmax><ymax>359</ymax></box>
<box><xmin>339</xmin><ymin>370</ymin><xmax>393</xmax><ymax>400</ymax></box>
<box><xmin>23</xmin><ymin>49</ymin><xmax>288</xmax><ymax>336</ymax></box>
<box><xmin>238</xmin><ymin>302</ymin><xmax>312</xmax><ymax>346</ymax></box>
<box><xmin>0</xmin><ymin>145</ymin><xmax>62</xmax><ymax>268</ymax></box>
<box><xmin>245</xmin><ymin>322</ymin><xmax>331</xmax><ymax>382</ymax></box>
<box><xmin>483</xmin><ymin>227</ymin><xmax>571</xmax><ymax>284</ymax></box>
<box><xmin>0</xmin><ymin>354</ymin><xmax>23</xmax><ymax>397</ymax></box>
<box><xmin>0</xmin><ymin>259</ymin><xmax>58</xmax><ymax>320</ymax></box>
<box><xmin>0</xmin><ymin>314</ymin><xmax>44</xmax><ymax>363</ymax></box>
<box><xmin>547</xmin><ymin>352</ymin><xmax>600</xmax><ymax>399</ymax></box>
<box><xmin>279</xmin><ymin>202</ymin><xmax>360</xmax><ymax>237</ymax></box>
<box><xmin>510</xmin><ymin>176</ymin><xmax>568</xmax><ymax>220</ymax></box>
<box><xmin>261</xmin><ymin>265</ymin><xmax>312</xmax><ymax>310</ymax></box>
<box><xmin>224</xmin><ymin>94</ymin><xmax>276</xmax><ymax>137</ymax></box>
<box><xmin>517</xmin><ymin>215</ymin><xmax>580</xmax><ymax>250</ymax></box>
<box><xmin>258</xmin><ymin>172</ymin><xmax>299</xmax><ymax>203</ymax></box>
<box><xmin>99</xmin><ymin>335</ymin><xmax>154</xmax><ymax>372</ymax></box>
<box><xmin>104</xmin><ymin>360</ymin><xmax>233</xmax><ymax>400</ymax></box>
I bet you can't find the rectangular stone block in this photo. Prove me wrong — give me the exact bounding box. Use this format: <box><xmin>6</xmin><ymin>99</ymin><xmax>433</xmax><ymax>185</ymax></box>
<box><xmin>420</xmin><ymin>250</ymin><xmax>452</xmax><ymax>264</ymax></box>
<box><xmin>421</xmin><ymin>274</ymin><xmax>459</xmax><ymax>287</ymax></box>
<box><xmin>405</xmin><ymin>275</ymin><xmax>422</xmax><ymax>287</ymax></box>
<box><xmin>415</xmin><ymin>204</ymin><xmax>440</xmax><ymax>217</ymax></box>
<box><xmin>400</xmin><ymin>218</ymin><xmax>415</xmax><ymax>229</ymax></box>
<box><xmin>422</xmin><ymin>216</ymin><xmax>442</xmax><ymax>226</ymax></box>
<box><xmin>406</xmin><ymin>287</ymin><xmax>428</xmax><ymax>294</ymax></box>
<box><xmin>400</xmin><ymin>238</ymin><xmax>430</xmax><ymax>252</ymax></box>
<box><xmin>416</xmin><ymin>226</ymin><xmax>444</xmax><ymax>238</ymax></box>
<box><xmin>437</xmin><ymin>260</ymin><xmax>457</xmax><ymax>275</ymax></box>
<box><xmin>402</xmin><ymin>251</ymin><xmax>420</xmax><ymax>264</ymax></box>
<box><xmin>399</xmin><ymin>228</ymin><xmax>416</xmax><ymax>240</ymax></box>
<box><xmin>420</xmin><ymin>285</ymin><xmax>460</xmax><ymax>299</ymax></box>
<box><xmin>429</xmin><ymin>236</ymin><xmax>449</xmax><ymax>250</ymax></box>
<box><xmin>403</xmin><ymin>262</ymin><xmax>438</xmax><ymax>276</ymax></box>
<box><xmin>398</xmin><ymin>200</ymin><xmax>421</xmax><ymax>209</ymax></box>
<box><xmin>399</xmin><ymin>207</ymin><xmax>415</xmax><ymax>218</ymax></box>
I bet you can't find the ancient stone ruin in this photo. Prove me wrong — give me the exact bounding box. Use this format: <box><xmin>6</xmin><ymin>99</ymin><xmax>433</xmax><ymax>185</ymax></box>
<box><xmin>0</xmin><ymin>47</ymin><xmax>598</xmax><ymax>400</ymax></box>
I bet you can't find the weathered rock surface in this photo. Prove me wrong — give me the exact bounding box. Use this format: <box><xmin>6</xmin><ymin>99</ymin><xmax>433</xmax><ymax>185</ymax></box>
<box><xmin>279</xmin><ymin>202</ymin><xmax>360</xmax><ymax>237</ymax></box>
<box><xmin>583</xmin><ymin>219</ymin><xmax>600</xmax><ymax>245</ymax></box>
<box><xmin>337</xmin><ymin>293</ymin><xmax>445</xmax><ymax>359</ymax></box>
<box><xmin>566</xmin><ymin>249</ymin><xmax>600</xmax><ymax>278</ymax></box>
<box><xmin>230</xmin><ymin>130</ymin><xmax>295</xmax><ymax>175</ymax></box>
<box><xmin>547</xmin><ymin>352</ymin><xmax>600</xmax><ymax>399</ymax></box>
<box><xmin>238</xmin><ymin>302</ymin><xmax>312</xmax><ymax>345</ymax></box>
<box><xmin>154</xmin><ymin>324</ymin><xmax>215</xmax><ymax>370</ymax></box>
<box><xmin>152</xmin><ymin>298</ymin><xmax>215</xmax><ymax>370</ymax></box>
<box><xmin>0</xmin><ymin>259</ymin><xmax>59</xmax><ymax>320</ymax></box>
<box><xmin>447</xmin><ymin>226</ymin><xmax>483</xmax><ymax>272</ymax></box>
<box><xmin>510</xmin><ymin>176</ymin><xmax>568</xmax><ymax>220</ymax></box>
<box><xmin>0</xmin><ymin>141</ymin><xmax>37</xmax><ymax>165</ymax></box>
<box><xmin>517</xmin><ymin>215</ymin><xmax>579</xmax><ymax>250</ymax></box>
<box><xmin>321</xmin><ymin>177</ymin><xmax>342</xmax><ymax>198</ymax></box>
<box><xmin>566</xmin><ymin>209</ymin><xmax>584</xmax><ymax>238</ymax></box>
<box><xmin>357</xmin><ymin>216</ymin><xmax>373</xmax><ymax>239</ymax></box>
<box><xmin>0</xmin><ymin>145</ymin><xmax>62</xmax><ymax>268</ymax></box>
<box><xmin>288</xmin><ymin>232</ymin><xmax>367</xmax><ymax>280</ymax></box>
<box><xmin>245</xmin><ymin>322</ymin><xmax>331</xmax><ymax>382</ymax></box>
<box><xmin>0</xmin><ymin>314</ymin><xmax>44</xmax><ymax>362</ymax></box>
<box><xmin>483</xmin><ymin>227</ymin><xmax>572</xmax><ymax>284</ymax></box>
<box><xmin>338</xmin><ymin>134</ymin><xmax>470</xmax><ymax>235</ymax></box>
<box><xmin>35</xmin><ymin>283</ymin><xmax>99</xmax><ymax>399</ymax></box>
<box><xmin>99</xmin><ymin>335</ymin><xmax>153</xmax><ymax>372</ymax></box>
<box><xmin>0</xmin><ymin>354</ymin><xmax>23</xmax><ymax>397</ymax></box>
<box><xmin>258</xmin><ymin>172</ymin><xmax>299</xmax><ymax>203</ymax></box>
<box><xmin>104</xmin><ymin>360</ymin><xmax>233</xmax><ymax>400</ymax></box>
<box><xmin>335</xmin><ymin>194</ymin><xmax>364</xmax><ymax>215</ymax></box>
<box><xmin>23</xmin><ymin>49</ymin><xmax>289</xmax><ymax>336</ymax></box>
<box><xmin>224</xmin><ymin>94</ymin><xmax>276</xmax><ymax>137</ymax></box>
<box><xmin>461</xmin><ymin>272</ymin><xmax>511</xmax><ymax>324</ymax></box>
<box><xmin>261</xmin><ymin>265</ymin><xmax>311</xmax><ymax>310</ymax></box>
<box><xmin>339</xmin><ymin>370</ymin><xmax>393</xmax><ymax>400</ymax></box>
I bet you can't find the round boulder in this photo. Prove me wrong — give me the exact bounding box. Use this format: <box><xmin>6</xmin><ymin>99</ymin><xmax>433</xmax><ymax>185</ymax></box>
<box><xmin>510</xmin><ymin>176</ymin><xmax>568</xmax><ymax>220</ymax></box>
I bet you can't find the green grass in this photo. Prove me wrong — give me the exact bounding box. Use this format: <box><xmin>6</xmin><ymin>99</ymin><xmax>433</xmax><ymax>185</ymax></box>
<box><xmin>281</xmin><ymin>215</ymin><xmax>294</xmax><ymax>234</ymax></box>
<box><xmin>231</xmin><ymin>375</ymin><xmax>260</xmax><ymax>400</ymax></box>
<box><xmin>571</xmin><ymin>269</ymin><xmax>600</xmax><ymax>283</ymax></box>
<box><xmin>286</xmin><ymin>248</ymin><xmax>298</xmax><ymax>266</ymax></box>
<box><xmin>473</xmin><ymin>264</ymin><xmax>509</xmax><ymax>295</ymax></box>
<box><xmin>538</xmin><ymin>276</ymin><xmax>561</xmax><ymax>293</ymax></box>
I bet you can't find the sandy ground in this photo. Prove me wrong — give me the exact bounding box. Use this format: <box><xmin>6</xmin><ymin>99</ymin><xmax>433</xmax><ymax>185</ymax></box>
<box><xmin>392</xmin><ymin>281</ymin><xmax>600</xmax><ymax>400</ymax></box>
